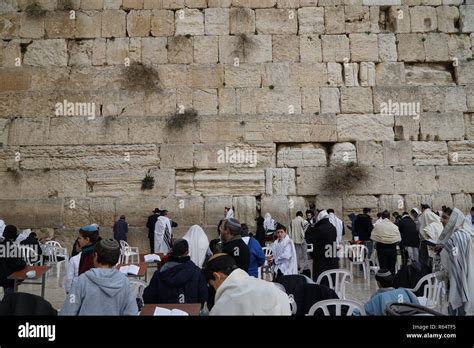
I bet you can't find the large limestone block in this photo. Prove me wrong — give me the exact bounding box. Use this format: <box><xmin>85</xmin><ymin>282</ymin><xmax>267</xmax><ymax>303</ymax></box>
<box><xmin>320</xmin><ymin>87</ymin><xmax>340</xmax><ymax>114</ymax></box>
<box><xmin>0</xmin><ymin>12</ymin><xmax>20</xmax><ymax>40</ymax></box>
<box><xmin>262</xmin><ymin>62</ymin><xmax>290</xmax><ymax>87</ymax></box>
<box><xmin>290</xmin><ymin>63</ymin><xmax>327</xmax><ymax>87</ymax></box>
<box><xmin>345</xmin><ymin>5</ymin><xmax>370</xmax><ymax>33</ymax></box>
<box><xmin>460</xmin><ymin>5</ymin><xmax>474</xmax><ymax>33</ymax></box>
<box><xmin>277</xmin><ymin>143</ymin><xmax>327</xmax><ymax>168</ymax></box>
<box><xmin>340</xmin><ymin>87</ymin><xmax>373</xmax><ymax>113</ymax></box>
<box><xmin>382</xmin><ymin>140</ymin><xmax>412</xmax><ymax>167</ymax></box>
<box><xmin>45</xmin><ymin>11</ymin><xmax>75</xmax><ymax>38</ymax></box>
<box><xmin>337</xmin><ymin>114</ymin><xmax>395</xmax><ymax>142</ymax></box>
<box><xmin>204</xmin><ymin>8</ymin><xmax>230</xmax><ymax>35</ymax></box>
<box><xmin>378</xmin><ymin>194</ymin><xmax>405</xmax><ymax>213</ymax></box>
<box><xmin>256</xmin><ymin>9</ymin><xmax>297</xmax><ymax>34</ymax></box>
<box><xmin>261</xmin><ymin>195</ymin><xmax>289</xmax><ymax>226</ymax></box>
<box><xmin>23</xmin><ymin>39</ymin><xmax>67</xmax><ymax>66</ymax></box>
<box><xmin>436</xmin><ymin>166</ymin><xmax>474</xmax><ymax>193</ymax></box>
<box><xmin>350</xmin><ymin>33</ymin><xmax>379</xmax><ymax>62</ymax></box>
<box><xmin>343</xmin><ymin>63</ymin><xmax>359</xmax><ymax>87</ymax></box>
<box><xmin>265</xmin><ymin>168</ymin><xmax>296</xmax><ymax>195</ymax></box>
<box><xmin>231</xmin><ymin>0</ymin><xmax>277</xmax><ymax>8</ymax></box>
<box><xmin>420</xmin><ymin>112</ymin><xmax>464</xmax><ymax>141</ymax></box>
<box><xmin>194</xmin><ymin>36</ymin><xmax>218</xmax><ymax>64</ymax></box>
<box><xmin>298</xmin><ymin>7</ymin><xmax>324</xmax><ymax>34</ymax></box>
<box><xmin>189</xmin><ymin>64</ymin><xmax>224</xmax><ymax>88</ymax></box>
<box><xmin>141</xmin><ymin>37</ymin><xmax>167</xmax><ymax>64</ymax></box>
<box><xmin>455</xmin><ymin>61</ymin><xmax>474</xmax><ymax>86</ymax></box>
<box><xmin>412</xmin><ymin>141</ymin><xmax>449</xmax><ymax>166</ymax></box>
<box><xmin>115</xmin><ymin>196</ymin><xmax>165</xmax><ymax>227</ymax></box>
<box><xmin>219</xmin><ymin>35</ymin><xmax>272</xmax><ymax>63</ymax></box>
<box><xmin>465</xmin><ymin>113</ymin><xmax>474</xmax><ymax>140</ymax></box>
<box><xmin>127</xmin><ymin>10</ymin><xmax>151</xmax><ymax>37</ymax></box>
<box><xmin>405</xmin><ymin>64</ymin><xmax>455</xmax><ymax>86</ymax></box>
<box><xmin>327</xmin><ymin>62</ymin><xmax>343</xmax><ymax>86</ymax></box>
<box><xmin>151</xmin><ymin>10</ymin><xmax>175</xmax><ymax>36</ymax></box>
<box><xmin>19</xmin><ymin>14</ymin><xmax>44</xmax><ymax>39</ymax></box>
<box><xmin>230</xmin><ymin>7</ymin><xmax>255</xmax><ymax>34</ymax></box>
<box><xmin>424</xmin><ymin>33</ymin><xmax>449</xmax><ymax>62</ymax></box>
<box><xmin>410</xmin><ymin>6</ymin><xmax>437</xmax><ymax>32</ymax></box>
<box><xmin>378</xmin><ymin>34</ymin><xmax>397</xmax><ymax>62</ymax></box>
<box><xmin>160</xmin><ymin>195</ymin><xmax>205</xmax><ymax>228</ymax></box>
<box><xmin>373</xmin><ymin>86</ymin><xmax>421</xmax><ymax>114</ymax></box>
<box><xmin>316</xmin><ymin>195</ymin><xmax>343</xmax><ymax>217</ymax></box>
<box><xmin>329</xmin><ymin>142</ymin><xmax>357</xmax><ymax>166</ymax></box>
<box><xmin>160</xmin><ymin>144</ymin><xmax>194</xmax><ymax>169</ymax></box>
<box><xmin>106</xmin><ymin>37</ymin><xmax>129</xmax><ymax>65</ymax></box>
<box><xmin>397</xmin><ymin>34</ymin><xmax>425</xmax><ymax>62</ymax></box>
<box><xmin>325</xmin><ymin>5</ymin><xmax>345</xmax><ymax>34</ymax></box>
<box><xmin>75</xmin><ymin>11</ymin><xmax>102</xmax><ymax>39</ymax></box>
<box><xmin>356</xmin><ymin>140</ymin><xmax>384</xmax><ymax>166</ymax></box>
<box><xmin>404</xmin><ymin>194</ymin><xmax>433</xmax><ymax>212</ymax></box>
<box><xmin>167</xmin><ymin>35</ymin><xmax>193</xmax><ymax>64</ymax></box>
<box><xmin>452</xmin><ymin>193</ymin><xmax>473</xmax><ymax>215</ymax></box>
<box><xmin>232</xmin><ymin>196</ymin><xmax>257</xmax><ymax>227</ymax></box>
<box><xmin>300</xmin><ymin>35</ymin><xmax>322</xmax><ymax>63</ymax></box>
<box><xmin>225</xmin><ymin>64</ymin><xmax>261</xmax><ymax>87</ymax></box>
<box><xmin>447</xmin><ymin>34</ymin><xmax>471</xmax><ymax>61</ymax></box>
<box><xmin>272</xmin><ymin>35</ymin><xmax>299</xmax><ymax>62</ymax></box>
<box><xmin>296</xmin><ymin>167</ymin><xmax>395</xmax><ymax>195</ymax></box>
<box><xmin>437</xmin><ymin>6</ymin><xmax>460</xmax><ymax>33</ymax></box>
<box><xmin>322</xmin><ymin>35</ymin><xmax>350</xmax><ymax>62</ymax></box>
<box><xmin>375</xmin><ymin>62</ymin><xmax>406</xmax><ymax>86</ymax></box>
<box><xmin>193</xmin><ymin>88</ymin><xmax>218</xmax><ymax>115</ymax></box>
<box><xmin>101</xmin><ymin>10</ymin><xmax>126</xmax><ymax>37</ymax></box>
<box><xmin>343</xmin><ymin>195</ymin><xmax>378</xmax><ymax>210</ymax></box>
<box><xmin>204</xmin><ymin>196</ymin><xmax>233</xmax><ymax>226</ymax></box>
<box><xmin>387</xmin><ymin>6</ymin><xmax>411</xmax><ymax>33</ymax></box>
<box><xmin>175</xmin><ymin>9</ymin><xmax>204</xmax><ymax>36</ymax></box>
<box><xmin>359</xmin><ymin>62</ymin><xmax>376</xmax><ymax>87</ymax></box>
<box><xmin>393</xmin><ymin>166</ymin><xmax>438</xmax><ymax>194</ymax></box>
<box><xmin>176</xmin><ymin>169</ymin><xmax>266</xmax><ymax>196</ymax></box>
<box><xmin>432</xmin><ymin>192</ymin><xmax>454</xmax><ymax>213</ymax></box>
<box><xmin>448</xmin><ymin>141</ymin><xmax>474</xmax><ymax>165</ymax></box>
<box><xmin>255</xmin><ymin>87</ymin><xmax>301</xmax><ymax>115</ymax></box>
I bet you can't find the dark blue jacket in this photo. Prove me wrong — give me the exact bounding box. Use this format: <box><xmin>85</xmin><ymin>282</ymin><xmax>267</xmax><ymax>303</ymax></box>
<box><xmin>143</xmin><ymin>256</ymin><xmax>208</xmax><ymax>305</ymax></box>
<box><xmin>244</xmin><ymin>236</ymin><xmax>265</xmax><ymax>278</ymax></box>
<box><xmin>113</xmin><ymin>219</ymin><xmax>128</xmax><ymax>242</ymax></box>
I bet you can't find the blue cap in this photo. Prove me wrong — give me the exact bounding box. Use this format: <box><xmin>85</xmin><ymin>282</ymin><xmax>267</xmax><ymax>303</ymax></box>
<box><xmin>79</xmin><ymin>224</ymin><xmax>99</xmax><ymax>232</ymax></box>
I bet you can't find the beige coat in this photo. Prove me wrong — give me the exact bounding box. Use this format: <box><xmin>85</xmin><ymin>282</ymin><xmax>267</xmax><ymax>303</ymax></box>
<box><xmin>371</xmin><ymin>219</ymin><xmax>401</xmax><ymax>244</ymax></box>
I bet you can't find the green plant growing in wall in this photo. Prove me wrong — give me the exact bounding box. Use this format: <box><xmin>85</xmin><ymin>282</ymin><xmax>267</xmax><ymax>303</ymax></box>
<box><xmin>324</xmin><ymin>162</ymin><xmax>369</xmax><ymax>193</ymax></box>
<box><xmin>141</xmin><ymin>170</ymin><xmax>155</xmax><ymax>190</ymax></box>
<box><xmin>166</xmin><ymin>108</ymin><xmax>199</xmax><ymax>131</ymax></box>
<box><xmin>121</xmin><ymin>62</ymin><xmax>161</xmax><ymax>91</ymax></box>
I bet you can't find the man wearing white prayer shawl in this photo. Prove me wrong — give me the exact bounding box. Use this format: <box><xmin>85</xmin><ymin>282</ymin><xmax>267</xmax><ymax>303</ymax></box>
<box><xmin>154</xmin><ymin>212</ymin><xmax>173</xmax><ymax>254</ymax></box>
<box><xmin>418</xmin><ymin>206</ymin><xmax>443</xmax><ymax>268</ymax></box>
<box><xmin>271</xmin><ymin>224</ymin><xmax>298</xmax><ymax>278</ymax></box>
<box><xmin>183</xmin><ymin>225</ymin><xmax>209</xmax><ymax>268</ymax></box>
<box><xmin>289</xmin><ymin>211</ymin><xmax>309</xmax><ymax>272</ymax></box>
<box><xmin>205</xmin><ymin>254</ymin><xmax>291</xmax><ymax>315</ymax></box>
<box><xmin>327</xmin><ymin>209</ymin><xmax>344</xmax><ymax>246</ymax></box>
<box><xmin>438</xmin><ymin>208</ymin><xmax>474</xmax><ymax>315</ymax></box>
<box><xmin>0</xmin><ymin>220</ymin><xmax>5</xmax><ymax>240</ymax></box>
<box><xmin>263</xmin><ymin>213</ymin><xmax>276</xmax><ymax>233</ymax></box>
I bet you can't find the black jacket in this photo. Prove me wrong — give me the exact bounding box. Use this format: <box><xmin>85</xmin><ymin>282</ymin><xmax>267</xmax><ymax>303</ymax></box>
<box><xmin>396</xmin><ymin>216</ymin><xmax>420</xmax><ymax>248</ymax></box>
<box><xmin>305</xmin><ymin>218</ymin><xmax>339</xmax><ymax>281</ymax></box>
<box><xmin>294</xmin><ymin>283</ymin><xmax>339</xmax><ymax>316</ymax></box>
<box><xmin>222</xmin><ymin>238</ymin><xmax>250</xmax><ymax>273</ymax></box>
<box><xmin>0</xmin><ymin>292</ymin><xmax>57</xmax><ymax>315</ymax></box>
<box><xmin>0</xmin><ymin>240</ymin><xmax>27</xmax><ymax>289</ymax></box>
<box><xmin>394</xmin><ymin>261</ymin><xmax>431</xmax><ymax>297</ymax></box>
<box><xmin>20</xmin><ymin>236</ymin><xmax>43</xmax><ymax>255</ymax></box>
<box><xmin>143</xmin><ymin>256</ymin><xmax>208</xmax><ymax>305</ymax></box>
<box><xmin>353</xmin><ymin>214</ymin><xmax>373</xmax><ymax>241</ymax></box>
<box><xmin>146</xmin><ymin>214</ymin><xmax>159</xmax><ymax>238</ymax></box>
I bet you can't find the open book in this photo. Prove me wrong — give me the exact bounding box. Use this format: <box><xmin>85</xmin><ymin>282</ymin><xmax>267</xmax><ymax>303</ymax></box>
<box><xmin>153</xmin><ymin>307</ymin><xmax>189</xmax><ymax>316</ymax></box>
<box><xmin>119</xmin><ymin>264</ymin><xmax>140</xmax><ymax>275</ymax></box>
<box><xmin>144</xmin><ymin>254</ymin><xmax>161</xmax><ymax>263</ymax></box>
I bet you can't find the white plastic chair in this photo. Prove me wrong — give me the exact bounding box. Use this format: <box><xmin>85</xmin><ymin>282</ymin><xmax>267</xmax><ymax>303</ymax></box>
<box><xmin>307</xmin><ymin>299</ymin><xmax>366</xmax><ymax>316</ymax></box>
<box><xmin>120</xmin><ymin>240</ymin><xmax>140</xmax><ymax>264</ymax></box>
<box><xmin>18</xmin><ymin>245</ymin><xmax>42</xmax><ymax>266</ymax></box>
<box><xmin>44</xmin><ymin>243</ymin><xmax>68</xmax><ymax>284</ymax></box>
<box><xmin>129</xmin><ymin>279</ymin><xmax>147</xmax><ymax>303</ymax></box>
<box><xmin>306</xmin><ymin>243</ymin><xmax>313</xmax><ymax>253</ymax></box>
<box><xmin>348</xmin><ymin>244</ymin><xmax>370</xmax><ymax>281</ymax></box>
<box><xmin>368</xmin><ymin>249</ymin><xmax>380</xmax><ymax>276</ymax></box>
<box><xmin>260</xmin><ymin>247</ymin><xmax>273</xmax><ymax>281</ymax></box>
<box><xmin>316</xmin><ymin>269</ymin><xmax>353</xmax><ymax>300</ymax></box>
<box><xmin>262</xmin><ymin>247</ymin><xmax>273</xmax><ymax>257</ymax></box>
<box><xmin>407</xmin><ymin>273</ymin><xmax>444</xmax><ymax>310</ymax></box>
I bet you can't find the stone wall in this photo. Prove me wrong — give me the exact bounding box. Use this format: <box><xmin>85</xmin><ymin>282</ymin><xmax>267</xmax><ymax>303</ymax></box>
<box><xmin>0</xmin><ymin>0</ymin><xmax>473</xmax><ymax>251</ymax></box>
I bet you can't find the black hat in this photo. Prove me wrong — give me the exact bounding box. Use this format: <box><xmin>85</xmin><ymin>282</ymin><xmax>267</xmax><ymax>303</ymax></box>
<box><xmin>153</xmin><ymin>208</ymin><xmax>161</xmax><ymax>213</ymax></box>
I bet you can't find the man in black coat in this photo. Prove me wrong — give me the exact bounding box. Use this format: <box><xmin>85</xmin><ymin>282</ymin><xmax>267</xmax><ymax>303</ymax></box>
<box><xmin>353</xmin><ymin>208</ymin><xmax>374</xmax><ymax>242</ymax></box>
<box><xmin>396</xmin><ymin>212</ymin><xmax>420</xmax><ymax>266</ymax></box>
<box><xmin>143</xmin><ymin>239</ymin><xmax>208</xmax><ymax>305</ymax></box>
<box><xmin>146</xmin><ymin>208</ymin><xmax>161</xmax><ymax>253</ymax></box>
<box><xmin>0</xmin><ymin>225</ymin><xmax>26</xmax><ymax>295</ymax></box>
<box><xmin>221</xmin><ymin>218</ymin><xmax>250</xmax><ymax>273</ymax></box>
<box><xmin>305</xmin><ymin>211</ymin><xmax>339</xmax><ymax>282</ymax></box>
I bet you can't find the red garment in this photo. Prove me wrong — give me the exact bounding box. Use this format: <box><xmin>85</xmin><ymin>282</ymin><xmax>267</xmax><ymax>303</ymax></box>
<box><xmin>78</xmin><ymin>251</ymin><xmax>95</xmax><ymax>275</ymax></box>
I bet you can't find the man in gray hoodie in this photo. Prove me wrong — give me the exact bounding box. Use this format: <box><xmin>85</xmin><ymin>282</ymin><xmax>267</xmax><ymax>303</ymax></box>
<box><xmin>59</xmin><ymin>238</ymin><xmax>138</xmax><ymax>316</ymax></box>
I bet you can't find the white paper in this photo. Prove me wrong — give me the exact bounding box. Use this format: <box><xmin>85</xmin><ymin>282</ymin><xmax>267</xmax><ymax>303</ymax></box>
<box><xmin>119</xmin><ymin>264</ymin><xmax>140</xmax><ymax>275</ymax></box>
<box><xmin>144</xmin><ymin>254</ymin><xmax>161</xmax><ymax>263</ymax></box>
<box><xmin>153</xmin><ymin>307</ymin><xmax>189</xmax><ymax>316</ymax></box>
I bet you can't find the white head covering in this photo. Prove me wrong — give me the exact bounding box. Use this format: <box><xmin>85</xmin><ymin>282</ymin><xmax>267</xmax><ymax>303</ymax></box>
<box><xmin>0</xmin><ymin>220</ymin><xmax>5</xmax><ymax>238</ymax></box>
<box><xmin>183</xmin><ymin>225</ymin><xmax>209</xmax><ymax>268</ymax></box>
<box><xmin>439</xmin><ymin>208</ymin><xmax>473</xmax><ymax>246</ymax></box>
<box><xmin>412</xmin><ymin>208</ymin><xmax>421</xmax><ymax>215</ymax></box>
<box><xmin>317</xmin><ymin>210</ymin><xmax>329</xmax><ymax>222</ymax></box>
<box><xmin>225</xmin><ymin>208</ymin><xmax>234</xmax><ymax>220</ymax></box>
<box><xmin>264</xmin><ymin>213</ymin><xmax>275</xmax><ymax>231</ymax></box>
<box><xmin>328</xmin><ymin>212</ymin><xmax>343</xmax><ymax>245</ymax></box>
<box><xmin>16</xmin><ymin>229</ymin><xmax>32</xmax><ymax>244</ymax></box>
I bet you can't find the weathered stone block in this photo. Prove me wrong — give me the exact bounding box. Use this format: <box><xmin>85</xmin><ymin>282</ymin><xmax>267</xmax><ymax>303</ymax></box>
<box><xmin>188</xmin><ymin>64</ymin><xmax>224</xmax><ymax>88</ymax></box>
<box><xmin>320</xmin><ymin>87</ymin><xmax>340</xmax><ymax>114</ymax></box>
<box><xmin>410</xmin><ymin>6</ymin><xmax>437</xmax><ymax>32</ymax></box>
<box><xmin>345</xmin><ymin>5</ymin><xmax>370</xmax><ymax>33</ymax></box>
<box><xmin>436</xmin><ymin>166</ymin><xmax>474</xmax><ymax>193</ymax></box>
<box><xmin>193</xmin><ymin>88</ymin><xmax>218</xmax><ymax>115</ymax></box>
<box><xmin>452</xmin><ymin>193</ymin><xmax>473</xmax><ymax>215</ymax></box>
<box><xmin>194</xmin><ymin>36</ymin><xmax>218</xmax><ymax>63</ymax></box>
<box><xmin>337</xmin><ymin>114</ymin><xmax>395</xmax><ymax>141</ymax></box>
<box><xmin>23</xmin><ymin>39</ymin><xmax>67</xmax><ymax>66</ymax></box>
<box><xmin>106</xmin><ymin>37</ymin><xmax>129</xmax><ymax>65</ymax></box>
<box><xmin>233</xmin><ymin>196</ymin><xmax>257</xmax><ymax>227</ymax></box>
<box><xmin>340</xmin><ymin>87</ymin><xmax>373</xmax><ymax>113</ymax></box>
<box><xmin>437</xmin><ymin>6</ymin><xmax>460</xmax><ymax>33</ymax></box>
<box><xmin>344</xmin><ymin>63</ymin><xmax>359</xmax><ymax>87</ymax></box>
<box><xmin>204</xmin><ymin>196</ymin><xmax>232</xmax><ymax>226</ymax></box>
<box><xmin>356</xmin><ymin>141</ymin><xmax>384</xmax><ymax>166</ymax></box>
<box><xmin>302</xmin><ymin>87</ymin><xmax>320</xmax><ymax>113</ymax></box>
<box><xmin>277</xmin><ymin>143</ymin><xmax>327</xmax><ymax>167</ymax></box>
<box><xmin>325</xmin><ymin>5</ymin><xmax>345</xmax><ymax>34</ymax></box>
<box><xmin>378</xmin><ymin>194</ymin><xmax>405</xmax><ymax>213</ymax></box>
<box><xmin>141</xmin><ymin>37</ymin><xmax>167</xmax><ymax>64</ymax></box>
<box><xmin>68</xmin><ymin>39</ymin><xmax>93</xmax><ymax>66</ymax></box>
<box><xmin>272</xmin><ymin>35</ymin><xmax>299</xmax><ymax>62</ymax></box>
<box><xmin>255</xmin><ymin>87</ymin><xmax>301</xmax><ymax>114</ymax></box>
<box><xmin>256</xmin><ymin>9</ymin><xmax>297</xmax><ymax>34</ymax></box>
<box><xmin>298</xmin><ymin>7</ymin><xmax>324</xmax><ymax>34</ymax></box>
<box><xmin>412</xmin><ymin>141</ymin><xmax>449</xmax><ymax>166</ymax></box>
<box><xmin>219</xmin><ymin>35</ymin><xmax>272</xmax><ymax>63</ymax></box>
<box><xmin>424</xmin><ymin>33</ymin><xmax>449</xmax><ymax>62</ymax></box>
<box><xmin>387</xmin><ymin>6</ymin><xmax>411</xmax><ymax>33</ymax></box>
<box><xmin>393</xmin><ymin>166</ymin><xmax>438</xmax><ymax>195</ymax></box>
<box><xmin>375</xmin><ymin>62</ymin><xmax>406</xmax><ymax>86</ymax></box>
<box><xmin>151</xmin><ymin>10</ymin><xmax>175</xmax><ymax>36</ymax></box>
<box><xmin>327</xmin><ymin>62</ymin><xmax>343</xmax><ymax>86</ymax></box>
<box><xmin>45</xmin><ymin>11</ymin><xmax>75</xmax><ymax>38</ymax></box>
<box><xmin>397</xmin><ymin>34</ymin><xmax>425</xmax><ymax>62</ymax></box>
<box><xmin>266</xmin><ymin>168</ymin><xmax>296</xmax><ymax>195</ymax></box>
<box><xmin>378</xmin><ymin>34</ymin><xmax>397</xmax><ymax>62</ymax></box>
<box><xmin>350</xmin><ymin>33</ymin><xmax>378</xmax><ymax>62</ymax></box>
<box><xmin>262</xmin><ymin>62</ymin><xmax>290</xmax><ymax>87</ymax></box>
<box><xmin>167</xmin><ymin>36</ymin><xmax>193</xmax><ymax>64</ymax></box>
<box><xmin>229</xmin><ymin>7</ymin><xmax>255</xmax><ymax>34</ymax></box>
<box><xmin>460</xmin><ymin>5</ymin><xmax>474</xmax><ymax>33</ymax></box>
<box><xmin>455</xmin><ymin>61</ymin><xmax>474</xmax><ymax>86</ymax></box>
<box><xmin>448</xmin><ymin>141</ymin><xmax>474</xmax><ymax>165</ymax></box>
<box><xmin>225</xmin><ymin>64</ymin><xmax>261</xmax><ymax>87</ymax></box>
<box><xmin>175</xmin><ymin>9</ymin><xmax>204</xmax><ymax>36</ymax></box>
<box><xmin>300</xmin><ymin>35</ymin><xmax>322</xmax><ymax>62</ymax></box>
<box><xmin>127</xmin><ymin>10</ymin><xmax>151</xmax><ymax>37</ymax></box>
<box><xmin>101</xmin><ymin>10</ymin><xmax>126</xmax><ymax>37</ymax></box>
<box><xmin>420</xmin><ymin>112</ymin><xmax>464</xmax><ymax>141</ymax></box>
<box><xmin>359</xmin><ymin>62</ymin><xmax>376</xmax><ymax>87</ymax></box>
<box><xmin>329</xmin><ymin>142</ymin><xmax>357</xmax><ymax>166</ymax></box>
<box><xmin>382</xmin><ymin>140</ymin><xmax>412</xmax><ymax>167</ymax></box>
<box><xmin>322</xmin><ymin>34</ymin><xmax>350</xmax><ymax>62</ymax></box>
<box><xmin>260</xmin><ymin>195</ymin><xmax>289</xmax><ymax>225</ymax></box>
<box><xmin>290</xmin><ymin>63</ymin><xmax>327</xmax><ymax>87</ymax></box>
<box><xmin>205</xmin><ymin>8</ymin><xmax>229</xmax><ymax>35</ymax></box>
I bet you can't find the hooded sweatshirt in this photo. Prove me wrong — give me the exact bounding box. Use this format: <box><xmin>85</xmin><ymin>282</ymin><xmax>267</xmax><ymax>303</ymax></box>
<box><xmin>143</xmin><ymin>256</ymin><xmax>208</xmax><ymax>305</ymax></box>
<box><xmin>59</xmin><ymin>268</ymin><xmax>138</xmax><ymax>316</ymax></box>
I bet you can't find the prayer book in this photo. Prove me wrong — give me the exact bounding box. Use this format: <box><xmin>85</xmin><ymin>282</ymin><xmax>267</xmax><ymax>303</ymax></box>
<box><xmin>153</xmin><ymin>307</ymin><xmax>189</xmax><ymax>316</ymax></box>
<box><xmin>144</xmin><ymin>254</ymin><xmax>161</xmax><ymax>263</ymax></box>
<box><xmin>119</xmin><ymin>264</ymin><xmax>140</xmax><ymax>275</ymax></box>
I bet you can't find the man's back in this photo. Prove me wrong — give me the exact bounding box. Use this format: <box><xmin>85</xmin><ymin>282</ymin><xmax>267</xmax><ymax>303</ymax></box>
<box><xmin>222</xmin><ymin>238</ymin><xmax>250</xmax><ymax>273</ymax></box>
<box><xmin>397</xmin><ymin>217</ymin><xmax>419</xmax><ymax>247</ymax></box>
<box><xmin>364</xmin><ymin>288</ymin><xmax>419</xmax><ymax>315</ymax></box>
<box><xmin>143</xmin><ymin>259</ymin><xmax>208</xmax><ymax>305</ymax></box>
<box><xmin>60</xmin><ymin>268</ymin><xmax>138</xmax><ymax>316</ymax></box>
<box><xmin>211</xmin><ymin>269</ymin><xmax>291</xmax><ymax>315</ymax></box>
<box><xmin>354</xmin><ymin>214</ymin><xmax>373</xmax><ymax>241</ymax></box>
